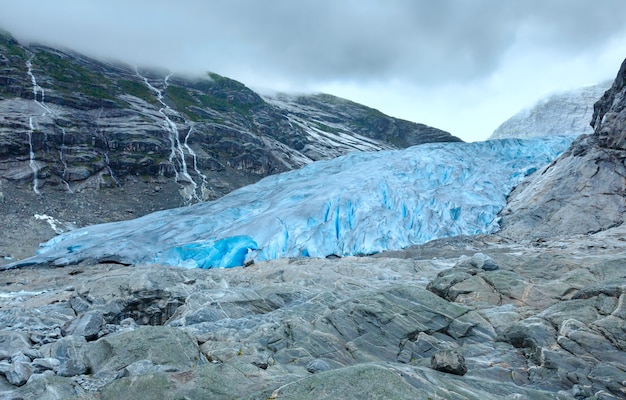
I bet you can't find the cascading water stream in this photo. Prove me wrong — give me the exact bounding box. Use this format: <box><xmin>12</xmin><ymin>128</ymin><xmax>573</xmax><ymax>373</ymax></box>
<box><xmin>27</xmin><ymin>117</ymin><xmax>40</xmax><ymax>194</ymax></box>
<box><xmin>26</xmin><ymin>58</ymin><xmax>53</xmax><ymax>115</ymax></box>
<box><xmin>136</xmin><ymin>69</ymin><xmax>199</xmax><ymax>201</ymax></box>
<box><xmin>93</xmin><ymin>107</ymin><xmax>120</xmax><ymax>187</ymax></box>
<box><xmin>26</xmin><ymin>55</ymin><xmax>80</xmax><ymax>193</ymax></box>
<box><xmin>58</xmin><ymin>127</ymin><xmax>73</xmax><ymax>192</ymax></box>
<box><xmin>184</xmin><ymin>125</ymin><xmax>210</xmax><ymax>198</ymax></box>
<box><xmin>24</xmin><ymin>56</ymin><xmax>54</xmax><ymax>194</ymax></box>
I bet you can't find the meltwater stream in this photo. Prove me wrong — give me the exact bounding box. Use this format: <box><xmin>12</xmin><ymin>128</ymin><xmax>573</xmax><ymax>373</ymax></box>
<box><xmin>25</xmin><ymin>57</ymin><xmax>55</xmax><ymax>195</ymax></box>
<box><xmin>8</xmin><ymin>136</ymin><xmax>574</xmax><ymax>269</ymax></box>
<box><xmin>136</xmin><ymin>70</ymin><xmax>202</xmax><ymax>201</ymax></box>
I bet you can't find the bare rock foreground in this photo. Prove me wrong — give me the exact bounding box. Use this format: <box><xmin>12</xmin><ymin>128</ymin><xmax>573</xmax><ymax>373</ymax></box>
<box><xmin>1</xmin><ymin>228</ymin><xmax>626</xmax><ymax>399</ymax></box>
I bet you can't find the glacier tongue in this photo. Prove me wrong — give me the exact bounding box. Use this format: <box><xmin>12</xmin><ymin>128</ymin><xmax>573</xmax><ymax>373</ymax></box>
<box><xmin>15</xmin><ymin>136</ymin><xmax>574</xmax><ymax>269</ymax></box>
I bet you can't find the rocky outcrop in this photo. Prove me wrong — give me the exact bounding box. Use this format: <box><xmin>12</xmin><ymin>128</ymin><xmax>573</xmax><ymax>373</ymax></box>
<box><xmin>498</xmin><ymin>58</ymin><xmax>626</xmax><ymax>241</ymax></box>
<box><xmin>1</xmin><ymin>229</ymin><xmax>626</xmax><ymax>398</ymax></box>
<box><xmin>490</xmin><ymin>82</ymin><xmax>610</xmax><ymax>139</ymax></box>
<box><xmin>592</xmin><ymin>59</ymin><xmax>626</xmax><ymax>150</ymax></box>
<box><xmin>0</xmin><ymin>31</ymin><xmax>459</xmax><ymax>204</ymax></box>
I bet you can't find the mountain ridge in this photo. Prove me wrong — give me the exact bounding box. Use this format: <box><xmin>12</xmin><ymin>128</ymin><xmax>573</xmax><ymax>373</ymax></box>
<box><xmin>0</xmin><ymin>30</ymin><xmax>460</xmax><ymax>205</ymax></box>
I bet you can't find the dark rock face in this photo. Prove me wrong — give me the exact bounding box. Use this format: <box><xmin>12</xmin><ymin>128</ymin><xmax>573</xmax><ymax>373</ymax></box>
<box><xmin>498</xmin><ymin>58</ymin><xmax>626</xmax><ymax>241</ymax></box>
<box><xmin>592</xmin><ymin>58</ymin><xmax>626</xmax><ymax>150</ymax></box>
<box><xmin>61</xmin><ymin>310</ymin><xmax>104</xmax><ymax>341</ymax></box>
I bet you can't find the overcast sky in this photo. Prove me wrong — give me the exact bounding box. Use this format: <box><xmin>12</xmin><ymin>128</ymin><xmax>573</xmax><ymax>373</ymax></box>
<box><xmin>1</xmin><ymin>0</ymin><xmax>625</xmax><ymax>141</ymax></box>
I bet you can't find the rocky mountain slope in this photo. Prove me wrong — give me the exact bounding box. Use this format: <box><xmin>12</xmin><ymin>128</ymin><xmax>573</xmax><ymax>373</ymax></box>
<box><xmin>490</xmin><ymin>82</ymin><xmax>611</xmax><ymax>139</ymax></box>
<box><xmin>0</xmin><ymin>31</ymin><xmax>458</xmax><ymax>204</ymax></box>
<box><xmin>0</xmin><ymin>30</ymin><xmax>459</xmax><ymax>264</ymax></box>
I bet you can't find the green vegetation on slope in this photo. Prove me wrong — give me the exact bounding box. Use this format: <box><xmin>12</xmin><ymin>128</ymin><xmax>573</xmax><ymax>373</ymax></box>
<box><xmin>34</xmin><ymin>51</ymin><xmax>118</xmax><ymax>102</ymax></box>
<box><xmin>165</xmin><ymin>72</ymin><xmax>267</xmax><ymax>122</ymax></box>
<box><xmin>165</xmin><ymin>85</ymin><xmax>202</xmax><ymax>121</ymax></box>
<box><xmin>117</xmin><ymin>79</ymin><xmax>159</xmax><ymax>105</ymax></box>
<box><xmin>0</xmin><ymin>31</ymin><xmax>28</xmax><ymax>99</ymax></box>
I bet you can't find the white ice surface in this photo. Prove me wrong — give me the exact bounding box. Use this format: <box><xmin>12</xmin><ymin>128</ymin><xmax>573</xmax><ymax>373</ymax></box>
<box><xmin>17</xmin><ymin>136</ymin><xmax>574</xmax><ymax>268</ymax></box>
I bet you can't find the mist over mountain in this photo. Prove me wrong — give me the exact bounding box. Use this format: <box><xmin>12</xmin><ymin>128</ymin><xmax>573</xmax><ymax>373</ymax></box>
<box><xmin>490</xmin><ymin>82</ymin><xmax>611</xmax><ymax>139</ymax></box>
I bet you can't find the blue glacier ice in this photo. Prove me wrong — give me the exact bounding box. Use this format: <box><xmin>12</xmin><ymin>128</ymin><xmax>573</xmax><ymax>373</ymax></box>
<box><xmin>11</xmin><ymin>136</ymin><xmax>574</xmax><ymax>269</ymax></box>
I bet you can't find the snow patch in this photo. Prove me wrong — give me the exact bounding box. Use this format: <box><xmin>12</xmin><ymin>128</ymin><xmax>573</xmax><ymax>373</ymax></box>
<box><xmin>34</xmin><ymin>214</ymin><xmax>69</xmax><ymax>234</ymax></box>
<box><xmin>0</xmin><ymin>290</ymin><xmax>46</xmax><ymax>298</ymax></box>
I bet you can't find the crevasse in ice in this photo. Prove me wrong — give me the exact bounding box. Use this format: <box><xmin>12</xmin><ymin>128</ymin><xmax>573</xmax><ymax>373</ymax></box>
<box><xmin>16</xmin><ymin>136</ymin><xmax>574</xmax><ymax>268</ymax></box>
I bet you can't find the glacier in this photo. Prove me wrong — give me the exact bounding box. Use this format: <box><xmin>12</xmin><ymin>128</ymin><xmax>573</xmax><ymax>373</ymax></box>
<box><xmin>9</xmin><ymin>136</ymin><xmax>574</xmax><ymax>269</ymax></box>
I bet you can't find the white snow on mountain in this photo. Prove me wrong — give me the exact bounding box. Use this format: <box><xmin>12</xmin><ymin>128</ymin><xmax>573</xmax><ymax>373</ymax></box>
<box><xmin>264</xmin><ymin>94</ymin><xmax>395</xmax><ymax>158</ymax></box>
<box><xmin>490</xmin><ymin>82</ymin><xmax>610</xmax><ymax>139</ymax></box>
<box><xmin>11</xmin><ymin>136</ymin><xmax>574</xmax><ymax>269</ymax></box>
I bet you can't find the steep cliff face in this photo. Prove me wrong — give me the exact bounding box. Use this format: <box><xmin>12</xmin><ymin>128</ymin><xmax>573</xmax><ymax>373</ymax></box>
<box><xmin>591</xmin><ymin>58</ymin><xmax>626</xmax><ymax>149</ymax></box>
<box><xmin>498</xmin><ymin>58</ymin><xmax>626</xmax><ymax>240</ymax></box>
<box><xmin>0</xmin><ymin>31</ymin><xmax>459</xmax><ymax>204</ymax></box>
<box><xmin>490</xmin><ymin>82</ymin><xmax>610</xmax><ymax>139</ymax></box>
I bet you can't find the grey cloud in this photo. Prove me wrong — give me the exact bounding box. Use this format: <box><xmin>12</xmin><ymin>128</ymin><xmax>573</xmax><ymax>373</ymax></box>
<box><xmin>0</xmin><ymin>0</ymin><xmax>625</xmax><ymax>88</ymax></box>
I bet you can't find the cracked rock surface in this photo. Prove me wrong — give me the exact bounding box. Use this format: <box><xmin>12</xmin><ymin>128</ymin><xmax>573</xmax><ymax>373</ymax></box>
<box><xmin>1</xmin><ymin>229</ymin><xmax>626</xmax><ymax>399</ymax></box>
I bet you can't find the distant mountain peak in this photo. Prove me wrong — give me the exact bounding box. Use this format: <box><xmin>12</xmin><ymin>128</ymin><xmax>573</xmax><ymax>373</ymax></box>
<box><xmin>490</xmin><ymin>82</ymin><xmax>611</xmax><ymax>139</ymax></box>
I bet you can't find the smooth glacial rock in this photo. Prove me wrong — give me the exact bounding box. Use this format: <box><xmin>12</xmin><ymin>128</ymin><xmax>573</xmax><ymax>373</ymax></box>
<box><xmin>498</xmin><ymin>140</ymin><xmax>626</xmax><ymax>240</ymax></box>
<box><xmin>99</xmin><ymin>372</ymin><xmax>173</xmax><ymax>400</ymax></box>
<box><xmin>269</xmin><ymin>364</ymin><xmax>424</xmax><ymax>400</ymax></box>
<box><xmin>2</xmin><ymin>229</ymin><xmax>626</xmax><ymax>397</ymax></box>
<box><xmin>84</xmin><ymin>326</ymin><xmax>205</xmax><ymax>376</ymax></box>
